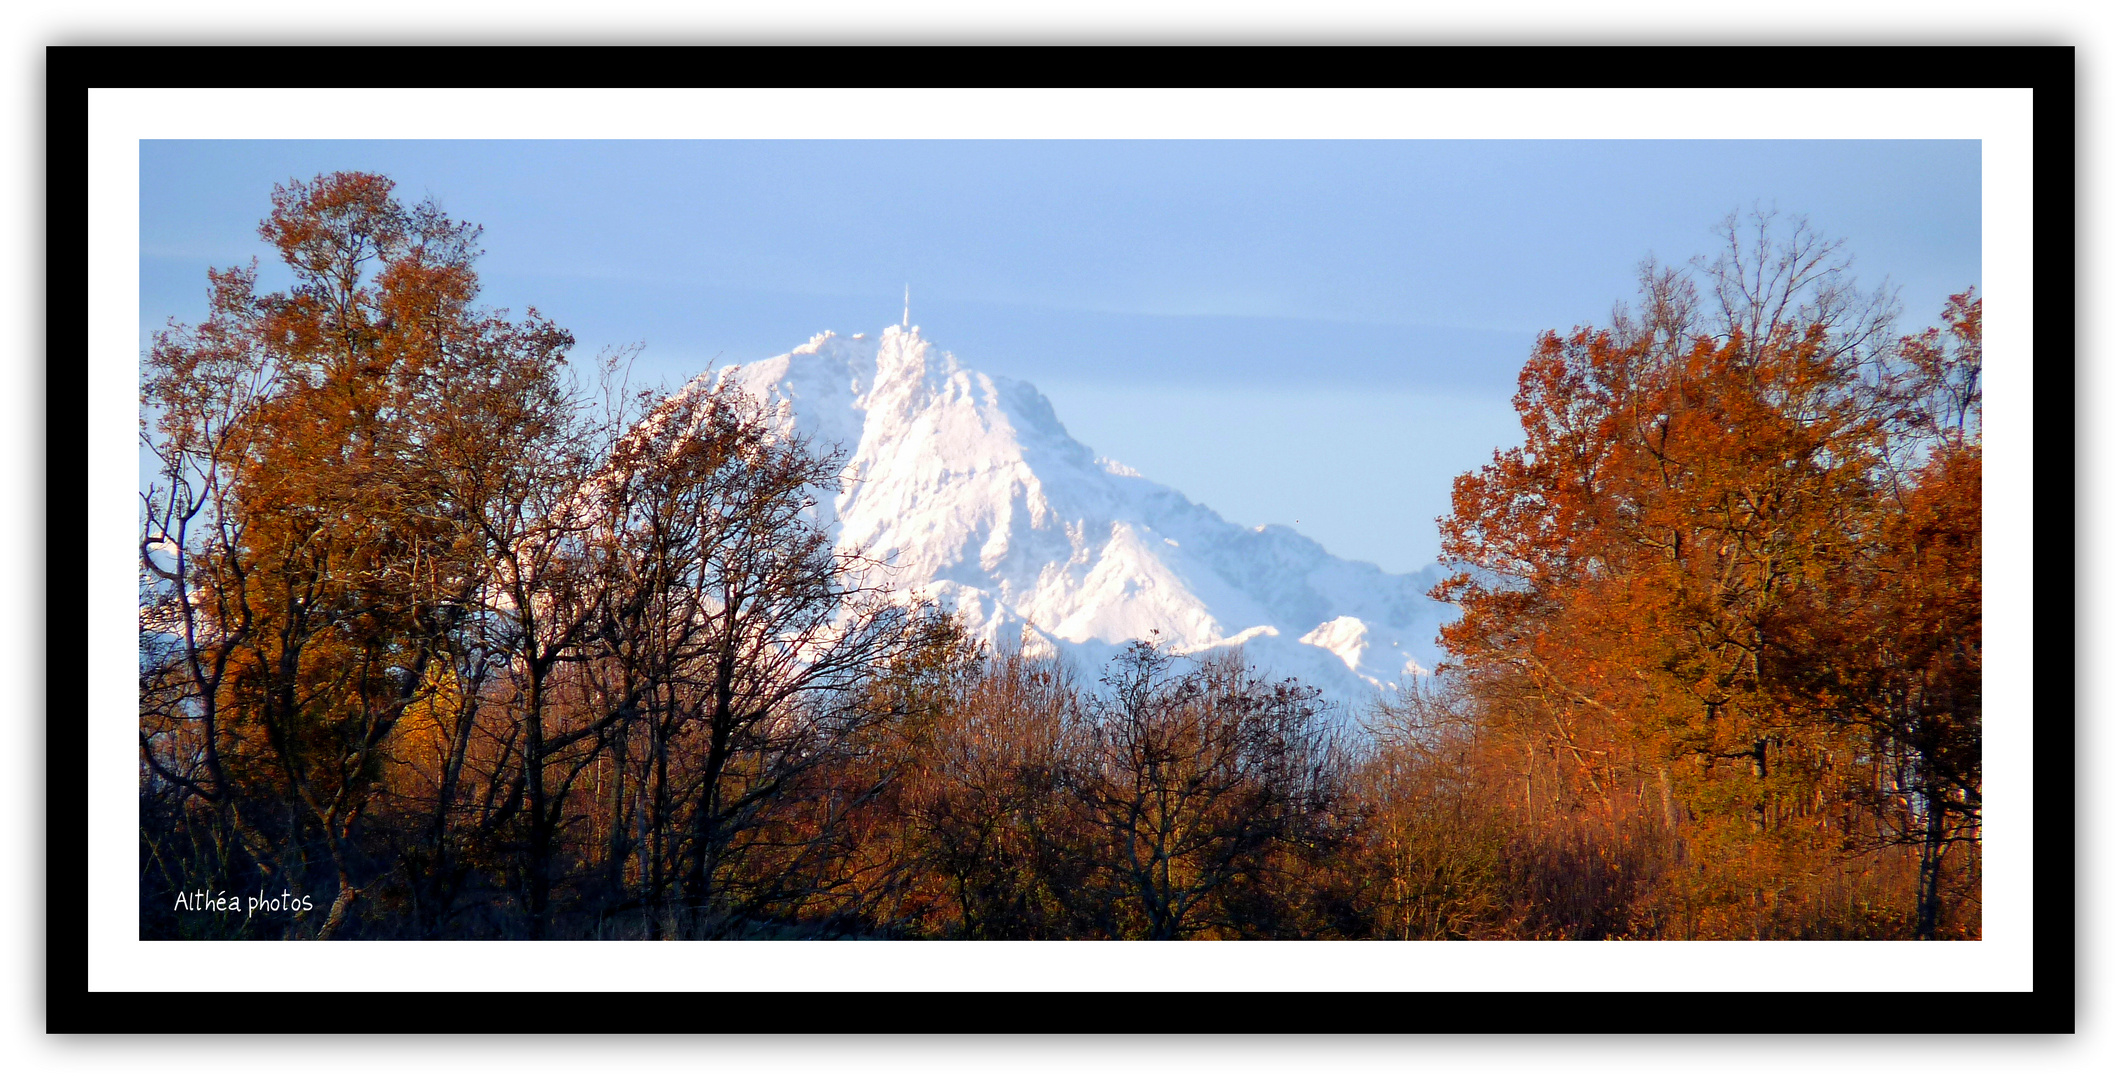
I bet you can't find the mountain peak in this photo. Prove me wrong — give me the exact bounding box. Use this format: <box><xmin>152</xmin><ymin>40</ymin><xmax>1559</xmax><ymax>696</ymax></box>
<box><xmin>700</xmin><ymin>324</ymin><xmax>1450</xmax><ymax>701</ymax></box>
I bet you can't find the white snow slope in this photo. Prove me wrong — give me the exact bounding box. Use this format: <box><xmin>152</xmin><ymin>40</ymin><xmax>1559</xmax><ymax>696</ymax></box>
<box><xmin>688</xmin><ymin>323</ymin><xmax>1452</xmax><ymax>703</ymax></box>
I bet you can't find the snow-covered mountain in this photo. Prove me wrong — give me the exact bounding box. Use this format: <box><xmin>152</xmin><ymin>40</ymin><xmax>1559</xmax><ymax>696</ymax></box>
<box><xmin>687</xmin><ymin>323</ymin><xmax>1451</xmax><ymax>702</ymax></box>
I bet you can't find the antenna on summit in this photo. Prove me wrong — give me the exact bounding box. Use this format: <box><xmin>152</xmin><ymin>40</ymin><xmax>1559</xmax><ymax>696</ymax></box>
<box><xmin>902</xmin><ymin>284</ymin><xmax>910</xmax><ymax>329</ymax></box>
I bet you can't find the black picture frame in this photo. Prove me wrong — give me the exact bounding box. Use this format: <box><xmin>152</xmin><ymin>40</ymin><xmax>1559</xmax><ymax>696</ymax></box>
<box><xmin>49</xmin><ymin>44</ymin><xmax>2074</xmax><ymax>1034</ymax></box>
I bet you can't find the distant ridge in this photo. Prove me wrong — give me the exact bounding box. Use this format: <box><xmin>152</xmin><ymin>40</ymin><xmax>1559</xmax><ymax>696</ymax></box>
<box><xmin>677</xmin><ymin>324</ymin><xmax>1452</xmax><ymax>701</ymax></box>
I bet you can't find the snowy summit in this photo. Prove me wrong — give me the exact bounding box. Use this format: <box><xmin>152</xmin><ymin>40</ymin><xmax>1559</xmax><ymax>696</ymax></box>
<box><xmin>683</xmin><ymin>323</ymin><xmax>1451</xmax><ymax>702</ymax></box>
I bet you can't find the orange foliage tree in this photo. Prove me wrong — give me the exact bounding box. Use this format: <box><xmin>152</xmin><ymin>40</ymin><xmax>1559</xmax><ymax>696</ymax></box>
<box><xmin>1433</xmin><ymin>212</ymin><xmax>1980</xmax><ymax>938</ymax></box>
<box><xmin>140</xmin><ymin>172</ymin><xmax>581</xmax><ymax>937</ymax></box>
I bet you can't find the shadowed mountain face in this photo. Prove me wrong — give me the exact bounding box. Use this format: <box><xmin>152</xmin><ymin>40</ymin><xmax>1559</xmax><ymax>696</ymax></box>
<box><xmin>684</xmin><ymin>323</ymin><xmax>1452</xmax><ymax>702</ymax></box>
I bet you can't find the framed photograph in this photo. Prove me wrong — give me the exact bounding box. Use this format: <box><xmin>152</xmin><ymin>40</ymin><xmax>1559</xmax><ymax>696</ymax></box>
<box><xmin>56</xmin><ymin>47</ymin><xmax>2069</xmax><ymax>1032</ymax></box>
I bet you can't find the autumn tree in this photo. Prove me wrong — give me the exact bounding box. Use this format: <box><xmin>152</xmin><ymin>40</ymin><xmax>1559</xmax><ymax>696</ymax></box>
<box><xmin>1065</xmin><ymin>641</ymin><xmax>1348</xmax><ymax>940</ymax></box>
<box><xmin>899</xmin><ymin>649</ymin><xmax>1094</xmax><ymax>938</ymax></box>
<box><xmin>140</xmin><ymin>172</ymin><xmax>579</xmax><ymax>938</ymax></box>
<box><xmin>582</xmin><ymin>381</ymin><xmax>941</xmax><ymax>937</ymax></box>
<box><xmin>1432</xmin><ymin>211</ymin><xmax>1980</xmax><ymax>938</ymax></box>
<box><xmin>1785</xmin><ymin>291</ymin><xmax>1983</xmax><ymax>936</ymax></box>
<box><xmin>1345</xmin><ymin>678</ymin><xmax>1520</xmax><ymax>939</ymax></box>
<box><xmin>141</xmin><ymin>172</ymin><xmax>966</xmax><ymax>941</ymax></box>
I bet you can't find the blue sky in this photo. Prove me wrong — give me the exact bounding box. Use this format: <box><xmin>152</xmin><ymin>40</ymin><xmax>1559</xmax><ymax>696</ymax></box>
<box><xmin>139</xmin><ymin>140</ymin><xmax>1980</xmax><ymax>573</ymax></box>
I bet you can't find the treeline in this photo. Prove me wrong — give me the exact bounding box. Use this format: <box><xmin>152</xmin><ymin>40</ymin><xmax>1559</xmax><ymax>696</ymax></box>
<box><xmin>139</xmin><ymin>175</ymin><xmax>1977</xmax><ymax>940</ymax></box>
